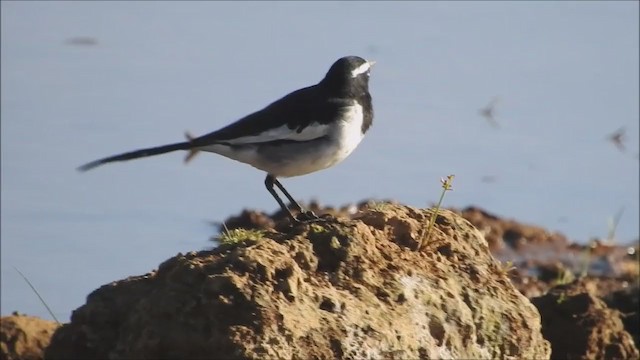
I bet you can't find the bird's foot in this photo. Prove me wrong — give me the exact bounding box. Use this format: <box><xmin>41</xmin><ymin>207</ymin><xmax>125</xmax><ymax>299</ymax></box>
<box><xmin>294</xmin><ymin>210</ymin><xmax>320</xmax><ymax>222</ymax></box>
<box><xmin>292</xmin><ymin>211</ymin><xmax>337</xmax><ymax>224</ymax></box>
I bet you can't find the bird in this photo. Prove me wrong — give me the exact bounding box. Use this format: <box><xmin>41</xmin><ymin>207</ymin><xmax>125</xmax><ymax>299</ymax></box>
<box><xmin>479</xmin><ymin>97</ymin><xmax>500</xmax><ymax>128</ymax></box>
<box><xmin>78</xmin><ymin>56</ymin><xmax>375</xmax><ymax>223</ymax></box>
<box><xmin>606</xmin><ymin>127</ymin><xmax>627</xmax><ymax>152</ymax></box>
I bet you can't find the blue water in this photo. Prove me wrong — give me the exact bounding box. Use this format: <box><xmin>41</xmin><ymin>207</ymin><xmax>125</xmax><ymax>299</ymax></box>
<box><xmin>2</xmin><ymin>2</ymin><xmax>638</xmax><ymax>322</ymax></box>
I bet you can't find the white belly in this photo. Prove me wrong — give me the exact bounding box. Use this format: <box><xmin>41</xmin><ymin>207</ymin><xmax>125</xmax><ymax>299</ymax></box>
<box><xmin>200</xmin><ymin>103</ymin><xmax>365</xmax><ymax>178</ymax></box>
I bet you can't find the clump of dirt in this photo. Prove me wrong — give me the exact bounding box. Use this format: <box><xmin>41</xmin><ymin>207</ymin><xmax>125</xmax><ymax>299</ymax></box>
<box><xmin>45</xmin><ymin>205</ymin><xmax>550</xmax><ymax>359</ymax></box>
<box><xmin>532</xmin><ymin>279</ymin><xmax>639</xmax><ymax>359</ymax></box>
<box><xmin>1</xmin><ymin>313</ymin><xmax>59</xmax><ymax>360</ymax></box>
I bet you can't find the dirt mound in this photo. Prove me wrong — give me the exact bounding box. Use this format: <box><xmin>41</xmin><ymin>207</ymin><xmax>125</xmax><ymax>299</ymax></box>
<box><xmin>45</xmin><ymin>205</ymin><xmax>550</xmax><ymax>359</ymax></box>
<box><xmin>1</xmin><ymin>313</ymin><xmax>59</xmax><ymax>360</ymax></box>
<box><xmin>532</xmin><ymin>279</ymin><xmax>639</xmax><ymax>359</ymax></box>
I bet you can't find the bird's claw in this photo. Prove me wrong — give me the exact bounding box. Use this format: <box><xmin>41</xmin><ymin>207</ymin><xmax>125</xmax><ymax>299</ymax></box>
<box><xmin>295</xmin><ymin>210</ymin><xmax>320</xmax><ymax>222</ymax></box>
<box><xmin>292</xmin><ymin>211</ymin><xmax>336</xmax><ymax>224</ymax></box>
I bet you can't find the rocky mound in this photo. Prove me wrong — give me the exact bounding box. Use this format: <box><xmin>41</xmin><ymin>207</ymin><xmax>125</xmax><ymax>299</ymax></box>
<box><xmin>1</xmin><ymin>313</ymin><xmax>59</xmax><ymax>360</ymax></box>
<box><xmin>532</xmin><ymin>279</ymin><xmax>639</xmax><ymax>359</ymax></box>
<box><xmin>45</xmin><ymin>205</ymin><xmax>550</xmax><ymax>359</ymax></box>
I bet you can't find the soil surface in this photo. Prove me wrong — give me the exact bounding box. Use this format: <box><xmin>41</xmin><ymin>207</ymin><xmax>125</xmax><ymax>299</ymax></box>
<box><xmin>3</xmin><ymin>201</ymin><xmax>638</xmax><ymax>359</ymax></box>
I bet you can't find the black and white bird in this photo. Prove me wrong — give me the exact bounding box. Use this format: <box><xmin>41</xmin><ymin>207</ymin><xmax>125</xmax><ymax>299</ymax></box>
<box><xmin>78</xmin><ymin>56</ymin><xmax>375</xmax><ymax>223</ymax></box>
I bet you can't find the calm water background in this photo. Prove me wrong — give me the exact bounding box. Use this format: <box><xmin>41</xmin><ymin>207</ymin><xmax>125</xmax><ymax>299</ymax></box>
<box><xmin>2</xmin><ymin>2</ymin><xmax>638</xmax><ymax>321</ymax></box>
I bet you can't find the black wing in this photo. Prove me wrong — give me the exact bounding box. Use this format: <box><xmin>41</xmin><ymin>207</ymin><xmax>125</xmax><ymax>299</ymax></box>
<box><xmin>189</xmin><ymin>85</ymin><xmax>351</xmax><ymax>147</ymax></box>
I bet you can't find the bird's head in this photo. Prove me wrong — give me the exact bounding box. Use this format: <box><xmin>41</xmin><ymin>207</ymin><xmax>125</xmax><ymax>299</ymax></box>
<box><xmin>321</xmin><ymin>56</ymin><xmax>375</xmax><ymax>96</ymax></box>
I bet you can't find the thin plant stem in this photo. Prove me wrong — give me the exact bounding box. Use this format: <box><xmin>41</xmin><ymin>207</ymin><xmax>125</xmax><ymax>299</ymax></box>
<box><xmin>13</xmin><ymin>266</ymin><xmax>61</xmax><ymax>325</ymax></box>
<box><xmin>419</xmin><ymin>175</ymin><xmax>455</xmax><ymax>250</ymax></box>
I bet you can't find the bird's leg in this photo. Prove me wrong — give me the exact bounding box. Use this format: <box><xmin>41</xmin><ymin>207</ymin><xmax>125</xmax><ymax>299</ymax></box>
<box><xmin>272</xmin><ymin>178</ymin><xmax>303</xmax><ymax>212</ymax></box>
<box><xmin>272</xmin><ymin>178</ymin><xmax>320</xmax><ymax>221</ymax></box>
<box><xmin>264</xmin><ymin>175</ymin><xmax>318</xmax><ymax>222</ymax></box>
<box><xmin>265</xmin><ymin>175</ymin><xmax>298</xmax><ymax>222</ymax></box>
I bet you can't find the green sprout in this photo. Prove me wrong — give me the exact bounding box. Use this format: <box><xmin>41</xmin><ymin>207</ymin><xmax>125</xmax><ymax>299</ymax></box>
<box><xmin>217</xmin><ymin>222</ymin><xmax>264</xmax><ymax>245</ymax></box>
<box><xmin>497</xmin><ymin>260</ymin><xmax>516</xmax><ymax>276</ymax></box>
<box><xmin>556</xmin><ymin>292</ymin><xmax>567</xmax><ymax>304</ymax></box>
<box><xmin>366</xmin><ymin>200</ymin><xmax>393</xmax><ymax>212</ymax></box>
<box><xmin>553</xmin><ymin>266</ymin><xmax>575</xmax><ymax>286</ymax></box>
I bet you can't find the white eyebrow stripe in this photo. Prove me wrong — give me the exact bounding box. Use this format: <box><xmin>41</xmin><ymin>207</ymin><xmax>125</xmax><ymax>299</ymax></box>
<box><xmin>350</xmin><ymin>62</ymin><xmax>371</xmax><ymax>78</ymax></box>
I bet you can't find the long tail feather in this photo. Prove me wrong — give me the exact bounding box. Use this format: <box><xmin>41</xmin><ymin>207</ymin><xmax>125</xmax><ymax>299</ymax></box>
<box><xmin>78</xmin><ymin>141</ymin><xmax>191</xmax><ymax>172</ymax></box>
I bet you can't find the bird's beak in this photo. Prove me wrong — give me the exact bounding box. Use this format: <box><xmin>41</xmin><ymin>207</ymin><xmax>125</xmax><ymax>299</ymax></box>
<box><xmin>368</xmin><ymin>60</ymin><xmax>376</xmax><ymax>68</ymax></box>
